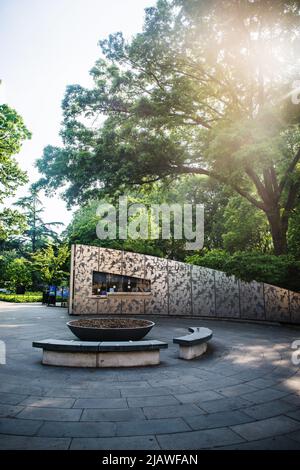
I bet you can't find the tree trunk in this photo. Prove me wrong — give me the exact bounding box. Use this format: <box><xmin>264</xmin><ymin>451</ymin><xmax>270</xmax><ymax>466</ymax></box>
<box><xmin>266</xmin><ymin>209</ymin><xmax>288</xmax><ymax>255</ymax></box>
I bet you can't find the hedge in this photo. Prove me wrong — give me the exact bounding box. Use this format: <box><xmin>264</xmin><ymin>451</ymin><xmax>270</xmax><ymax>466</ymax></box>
<box><xmin>0</xmin><ymin>292</ymin><xmax>43</xmax><ymax>303</ymax></box>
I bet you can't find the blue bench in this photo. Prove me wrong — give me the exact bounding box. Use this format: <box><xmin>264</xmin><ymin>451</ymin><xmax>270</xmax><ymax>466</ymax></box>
<box><xmin>173</xmin><ymin>327</ymin><xmax>213</xmax><ymax>359</ymax></box>
<box><xmin>32</xmin><ymin>339</ymin><xmax>168</xmax><ymax>368</ymax></box>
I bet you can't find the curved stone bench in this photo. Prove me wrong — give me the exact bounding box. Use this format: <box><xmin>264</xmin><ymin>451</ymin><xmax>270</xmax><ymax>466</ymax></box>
<box><xmin>173</xmin><ymin>327</ymin><xmax>213</xmax><ymax>360</ymax></box>
<box><xmin>32</xmin><ymin>339</ymin><xmax>168</xmax><ymax>368</ymax></box>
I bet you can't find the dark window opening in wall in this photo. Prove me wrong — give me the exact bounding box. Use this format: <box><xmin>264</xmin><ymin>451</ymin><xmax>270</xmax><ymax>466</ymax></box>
<box><xmin>92</xmin><ymin>272</ymin><xmax>151</xmax><ymax>295</ymax></box>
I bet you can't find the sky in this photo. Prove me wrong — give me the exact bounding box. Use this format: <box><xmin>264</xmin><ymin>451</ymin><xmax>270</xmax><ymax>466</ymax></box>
<box><xmin>0</xmin><ymin>0</ymin><xmax>154</xmax><ymax>229</ymax></box>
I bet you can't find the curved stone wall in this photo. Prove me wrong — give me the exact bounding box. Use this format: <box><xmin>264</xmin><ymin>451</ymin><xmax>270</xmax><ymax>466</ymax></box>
<box><xmin>69</xmin><ymin>244</ymin><xmax>300</xmax><ymax>324</ymax></box>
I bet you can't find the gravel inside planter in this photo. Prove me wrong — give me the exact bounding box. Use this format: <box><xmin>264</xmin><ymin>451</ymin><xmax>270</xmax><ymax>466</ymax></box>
<box><xmin>71</xmin><ymin>318</ymin><xmax>151</xmax><ymax>329</ymax></box>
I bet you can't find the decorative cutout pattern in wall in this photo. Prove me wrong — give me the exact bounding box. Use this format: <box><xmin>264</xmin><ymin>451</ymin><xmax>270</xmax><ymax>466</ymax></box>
<box><xmin>69</xmin><ymin>244</ymin><xmax>300</xmax><ymax>324</ymax></box>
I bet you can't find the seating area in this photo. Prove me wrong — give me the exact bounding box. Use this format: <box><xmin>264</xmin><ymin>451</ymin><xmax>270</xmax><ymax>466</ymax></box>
<box><xmin>33</xmin><ymin>326</ymin><xmax>213</xmax><ymax>368</ymax></box>
<box><xmin>32</xmin><ymin>339</ymin><xmax>168</xmax><ymax>368</ymax></box>
<box><xmin>173</xmin><ymin>327</ymin><xmax>213</xmax><ymax>360</ymax></box>
<box><xmin>2</xmin><ymin>304</ymin><xmax>300</xmax><ymax>450</ymax></box>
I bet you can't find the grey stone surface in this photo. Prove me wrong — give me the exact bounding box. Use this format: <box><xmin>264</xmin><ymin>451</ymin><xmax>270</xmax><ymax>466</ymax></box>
<box><xmin>241</xmin><ymin>388</ymin><xmax>289</xmax><ymax>404</ymax></box>
<box><xmin>143</xmin><ymin>404</ymin><xmax>204</xmax><ymax>419</ymax></box>
<box><xmin>0</xmin><ymin>404</ymin><xmax>24</xmax><ymax>418</ymax></box>
<box><xmin>74</xmin><ymin>398</ymin><xmax>128</xmax><ymax>409</ymax></box>
<box><xmin>38</xmin><ymin>420</ymin><xmax>116</xmax><ymax>438</ymax></box>
<box><xmin>231</xmin><ymin>415</ymin><xmax>300</xmax><ymax>441</ymax></box>
<box><xmin>127</xmin><ymin>395</ymin><xmax>179</xmax><ymax>408</ymax></box>
<box><xmin>0</xmin><ymin>435</ymin><xmax>71</xmax><ymax>450</ymax></box>
<box><xmin>17</xmin><ymin>407</ymin><xmax>82</xmax><ymax>422</ymax></box>
<box><xmin>0</xmin><ymin>418</ymin><xmax>42</xmax><ymax>436</ymax></box>
<box><xmin>184</xmin><ymin>410</ymin><xmax>253</xmax><ymax>430</ymax></box>
<box><xmin>19</xmin><ymin>396</ymin><xmax>75</xmax><ymax>408</ymax></box>
<box><xmin>217</xmin><ymin>383</ymin><xmax>258</xmax><ymax>397</ymax></box>
<box><xmin>81</xmin><ymin>408</ymin><xmax>145</xmax><ymax>422</ymax></box>
<box><xmin>70</xmin><ymin>435</ymin><xmax>160</xmax><ymax>450</ymax></box>
<box><xmin>175</xmin><ymin>390</ymin><xmax>223</xmax><ymax>404</ymax></box>
<box><xmin>243</xmin><ymin>400</ymin><xmax>297</xmax><ymax>420</ymax></box>
<box><xmin>219</xmin><ymin>435</ymin><xmax>300</xmax><ymax>450</ymax></box>
<box><xmin>1</xmin><ymin>302</ymin><xmax>300</xmax><ymax>450</ymax></box>
<box><xmin>198</xmin><ymin>397</ymin><xmax>251</xmax><ymax>413</ymax></box>
<box><xmin>157</xmin><ymin>427</ymin><xmax>244</xmax><ymax>449</ymax></box>
<box><xmin>286</xmin><ymin>409</ymin><xmax>300</xmax><ymax>422</ymax></box>
<box><xmin>0</xmin><ymin>393</ymin><xmax>28</xmax><ymax>405</ymax></box>
<box><xmin>116</xmin><ymin>418</ymin><xmax>190</xmax><ymax>436</ymax></box>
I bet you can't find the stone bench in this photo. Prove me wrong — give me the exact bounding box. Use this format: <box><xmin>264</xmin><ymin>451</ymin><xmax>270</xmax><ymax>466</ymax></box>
<box><xmin>32</xmin><ymin>339</ymin><xmax>168</xmax><ymax>368</ymax></box>
<box><xmin>173</xmin><ymin>327</ymin><xmax>213</xmax><ymax>360</ymax></box>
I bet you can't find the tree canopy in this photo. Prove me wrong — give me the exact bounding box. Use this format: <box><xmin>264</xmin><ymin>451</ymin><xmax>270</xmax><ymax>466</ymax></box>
<box><xmin>36</xmin><ymin>0</ymin><xmax>300</xmax><ymax>255</ymax></box>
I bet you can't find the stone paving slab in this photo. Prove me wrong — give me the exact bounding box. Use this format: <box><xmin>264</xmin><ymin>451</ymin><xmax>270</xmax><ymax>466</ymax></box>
<box><xmin>0</xmin><ymin>392</ymin><xmax>29</xmax><ymax>405</ymax></box>
<box><xmin>230</xmin><ymin>415</ymin><xmax>300</xmax><ymax>441</ymax></box>
<box><xmin>70</xmin><ymin>435</ymin><xmax>160</xmax><ymax>450</ymax></box>
<box><xmin>116</xmin><ymin>418</ymin><xmax>190</xmax><ymax>436</ymax></box>
<box><xmin>157</xmin><ymin>427</ymin><xmax>245</xmax><ymax>449</ymax></box>
<box><xmin>184</xmin><ymin>410</ymin><xmax>254</xmax><ymax>430</ymax></box>
<box><xmin>127</xmin><ymin>395</ymin><xmax>179</xmax><ymax>408</ymax></box>
<box><xmin>217</xmin><ymin>383</ymin><xmax>258</xmax><ymax>397</ymax></box>
<box><xmin>174</xmin><ymin>390</ymin><xmax>223</xmax><ymax>404</ymax></box>
<box><xmin>143</xmin><ymin>403</ymin><xmax>204</xmax><ymax>419</ymax></box>
<box><xmin>1</xmin><ymin>303</ymin><xmax>300</xmax><ymax>450</ymax></box>
<box><xmin>73</xmin><ymin>398</ymin><xmax>128</xmax><ymax>409</ymax></box>
<box><xmin>242</xmin><ymin>400</ymin><xmax>298</xmax><ymax>420</ymax></box>
<box><xmin>241</xmin><ymin>388</ymin><xmax>290</xmax><ymax>404</ymax></box>
<box><xmin>17</xmin><ymin>407</ymin><xmax>82</xmax><ymax>422</ymax></box>
<box><xmin>286</xmin><ymin>409</ymin><xmax>300</xmax><ymax>422</ymax></box>
<box><xmin>44</xmin><ymin>388</ymin><xmax>122</xmax><ymax>399</ymax></box>
<box><xmin>19</xmin><ymin>396</ymin><xmax>76</xmax><ymax>408</ymax></box>
<box><xmin>0</xmin><ymin>434</ymin><xmax>71</xmax><ymax>450</ymax></box>
<box><xmin>219</xmin><ymin>435</ymin><xmax>300</xmax><ymax>450</ymax></box>
<box><xmin>0</xmin><ymin>418</ymin><xmax>42</xmax><ymax>436</ymax></box>
<box><xmin>288</xmin><ymin>430</ymin><xmax>300</xmax><ymax>443</ymax></box>
<box><xmin>120</xmin><ymin>386</ymin><xmax>176</xmax><ymax>397</ymax></box>
<box><xmin>81</xmin><ymin>407</ymin><xmax>145</xmax><ymax>422</ymax></box>
<box><xmin>37</xmin><ymin>420</ymin><xmax>116</xmax><ymax>438</ymax></box>
<box><xmin>0</xmin><ymin>404</ymin><xmax>24</xmax><ymax>418</ymax></box>
<box><xmin>197</xmin><ymin>396</ymin><xmax>251</xmax><ymax>413</ymax></box>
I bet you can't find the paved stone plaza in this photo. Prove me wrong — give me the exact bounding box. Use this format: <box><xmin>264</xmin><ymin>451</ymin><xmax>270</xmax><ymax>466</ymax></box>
<box><xmin>0</xmin><ymin>302</ymin><xmax>300</xmax><ymax>450</ymax></box>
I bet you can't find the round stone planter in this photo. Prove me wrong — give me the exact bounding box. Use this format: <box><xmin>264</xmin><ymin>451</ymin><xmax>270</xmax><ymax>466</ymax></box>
<box><xmin>67</xmin><ymin>318</ymin><xmax>155</xmax><ymax>341</ymax></box>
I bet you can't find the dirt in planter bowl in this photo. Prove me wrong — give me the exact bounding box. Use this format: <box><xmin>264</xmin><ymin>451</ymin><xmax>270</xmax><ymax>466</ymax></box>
<box><xmin>71</xmin><ymin>318</ymin><xmax>151</xmax><ymax>329</ymax></box>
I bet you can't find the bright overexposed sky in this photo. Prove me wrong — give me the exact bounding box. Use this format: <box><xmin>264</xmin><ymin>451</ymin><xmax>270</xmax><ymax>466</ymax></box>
<box><xmin>0</xmin><ymin>0</ymin><xmax>154</xmax><ymax>229</ymax></box>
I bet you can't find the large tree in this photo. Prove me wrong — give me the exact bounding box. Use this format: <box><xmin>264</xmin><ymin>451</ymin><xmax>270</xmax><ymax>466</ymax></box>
<box><xmin>15</xmin><ymin>188</ymin><xmax>62</xmax><ymax>252</ymax></box>
<box><xmin>0</xmin><ymin>103</ymin><xmax>30</xmax><ymax>241</ymax></box>
<box><xmin>37</xmin><ymin>0</ymin><xmax>300</xmax><ymax>254</ymax></box>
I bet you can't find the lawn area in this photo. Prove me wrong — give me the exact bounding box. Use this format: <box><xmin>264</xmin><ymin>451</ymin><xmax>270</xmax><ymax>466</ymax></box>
<box><xmin>0</xmin><ymin>292</ymin><xmax>43</xmax><ymax>303</ymax></box>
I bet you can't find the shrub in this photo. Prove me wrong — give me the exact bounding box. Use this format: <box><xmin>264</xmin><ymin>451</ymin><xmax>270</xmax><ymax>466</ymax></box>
<box><xmin>0</xmin><ymin>291</ymin><xmax>42</xmax><ymax>303</ymax></box>
<box><xmin>186</xmin><ymin>250</ymin><xmax>300</xmax><ymax>292</ymax></box>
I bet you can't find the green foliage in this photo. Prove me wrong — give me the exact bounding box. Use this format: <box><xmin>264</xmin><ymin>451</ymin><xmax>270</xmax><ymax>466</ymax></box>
<box><xmin>288</xmin><ymin>203</ymin><xmax>300</xmax><ymax>259</ymax></box>
<box><xmin>3</xmin><ymin>257</ymin><xmax>32</xmax><ymax>292</ymax></box>
<box><xmin>31</xmin><ymin>244</ymin><xmax>70</xmax><ymax>285</ymax></box>
<box><xmin>222</xmin><ymin>197</ymin><xmax>272</xmax><ymax>253</ymax></box>
<box><xmin>0</xmin><ymin>103</ymin><xmax>30</xmax><ymax>242</ymax></box>
<box><xmin>35</xmin><ymin>0</ymin><xmax>300</xmax><ymax>254</ymax></box>
<box><xmin>187</xmin><ymin>250</ymin><xmax>300</xmax><ymax>292</ymax></box>
<box><xmin>15</xmin><ymin>188</ymin><xmax>62</xmax><ymax>252</ymax></box>
<box><xmin>0</xmin><ymin>292</ymin><xmax>42</xmax><ymax>303</ymax></box>
<box><xmin>0</xmin><ymin>104</ymin><xmax>30</xmax><ymax>202</ymax></box>
<box><xmin>0</xmin><ymin>208</ymin><xmax>27</xmax><ymax>244</ymax></box>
